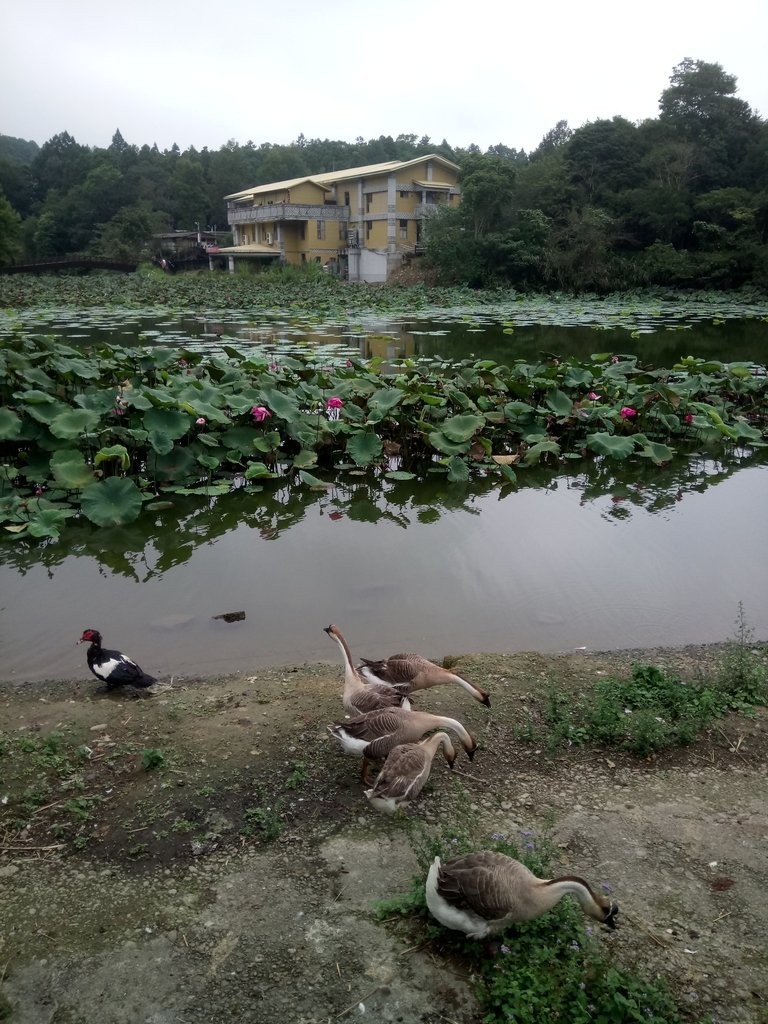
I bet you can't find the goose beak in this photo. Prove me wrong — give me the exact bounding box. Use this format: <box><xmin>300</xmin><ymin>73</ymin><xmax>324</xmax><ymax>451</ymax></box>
<box><xmin>604</xmin><ymin>903</ymin><xmax>619</xmax><ymax>929</ymax></box>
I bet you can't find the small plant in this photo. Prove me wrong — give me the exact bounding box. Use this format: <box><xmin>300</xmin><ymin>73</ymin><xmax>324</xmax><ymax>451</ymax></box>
<box><xmin>284</xmin><ymin>761</ymin><xmax>308</xmax><ymax>790</ymax></box>
<box><xmin>241</xmin><ymin>804</ymin><xmax>283</xmax><ymax>841</ymax></box>
<box><xmin>140</xmin><ymin>748</ymin><xmax>167</xmax><ymax>771</ymax></box>
<box><xmin>718</xmin><ymin>603</ymin><xmax>768</xmax><ymax>704</ymax></box>
<box><xmin>128</xmin><ymin>843</ymin><xmax>149</xmax><ymax>859</ymax></box>
<box><xmin>171</xmin><ymin>818</ymin><xmax>195</xmax><ymax>833</ymax></box>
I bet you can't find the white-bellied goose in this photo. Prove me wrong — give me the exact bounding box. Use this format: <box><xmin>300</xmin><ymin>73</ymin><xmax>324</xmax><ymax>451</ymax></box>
<box><xmin>328</xmin><ymin>706</ymin><xmax>476</xmax><ymax>784</ymax></box>
<box><xmin>324</xmin><ymin>624</ymin><xmax>410</xmax><ymax>716</ymax></box>
<box><xmin>425</xmin><ymin>851</ymin><xmax>619</xmax><ymax>939</ymax></box>
<box><xmin>364</xmin><ymin>731</ymin><xmax>455</xmax><ymax>814</ymax></box>
<box><xmin>358</xmin><ymin>652</ymin><xmax>490</xmax><ymax>707</ymax></box>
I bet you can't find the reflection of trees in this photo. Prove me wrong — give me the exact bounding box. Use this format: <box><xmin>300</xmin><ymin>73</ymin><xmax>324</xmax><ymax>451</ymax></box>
<box><xmin>2</xmin><ymin>448</ymin><xmax>766</xmax><ymax>577</ymax></box>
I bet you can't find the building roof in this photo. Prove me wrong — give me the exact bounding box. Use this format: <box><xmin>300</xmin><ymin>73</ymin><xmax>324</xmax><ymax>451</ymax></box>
<box><xmin>225</xmin><ymin>153</ymin><xmax>460</xmax><ymax>202</ymax></box>
<box><xmin>212</xmin><ymin>243</ymin><xmax>279</xmax><ymax>256</ymax></box>
<box><xmin>412</xmin><ymin>179</ymin><xmax>455</xmax><ymax>189</ymax></box>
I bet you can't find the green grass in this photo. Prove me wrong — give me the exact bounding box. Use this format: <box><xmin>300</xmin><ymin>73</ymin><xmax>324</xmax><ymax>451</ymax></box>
<box><xmin>527</xmin><ymin>641</ymin><xmax>766</xmax><ymax>757</ymax></box>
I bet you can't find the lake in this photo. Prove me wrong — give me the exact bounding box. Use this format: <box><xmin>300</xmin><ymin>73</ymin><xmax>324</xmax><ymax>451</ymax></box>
<box><xmin>1</xmin><ymin>300</ymin><xmax>767</xmax><ymax>684</ymax></box>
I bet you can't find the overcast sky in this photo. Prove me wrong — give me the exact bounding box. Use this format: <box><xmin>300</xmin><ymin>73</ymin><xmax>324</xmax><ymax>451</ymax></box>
<box><xmin>4</xmin><ymin>0</ymin><xmax>767</xmax><ymax>156</ymax></box>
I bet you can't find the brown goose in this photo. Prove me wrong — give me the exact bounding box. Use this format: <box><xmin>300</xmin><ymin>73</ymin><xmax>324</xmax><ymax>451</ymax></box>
<box><xmin>358</xmin><ymin>652</ymin><xmax>490</xmax><ymax>707</ymax></box>
<box><xmin>327</xmin><ymin>706</ymin><xmax>477</xmax><ymax>784</ymax></box>
<box><xmin>425</xmin><ymin>851</ymin><xmax>619</xmax><ymax>939</ymax></box>
<box><xmin>324</xmin><ymin>624</ymin><xmax>410</xmax><ymax>717</ymax></box>
<box><xmin>364</xmin><ymin>732</ymin><xmax>455</xmax><ymax>815</ymax></box>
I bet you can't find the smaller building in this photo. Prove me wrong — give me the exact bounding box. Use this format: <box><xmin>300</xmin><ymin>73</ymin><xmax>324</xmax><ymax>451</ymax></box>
<box><xmin>220</xmin><ymin>154</ymin><xmax>460</xmax><ymax>283</ymax></box>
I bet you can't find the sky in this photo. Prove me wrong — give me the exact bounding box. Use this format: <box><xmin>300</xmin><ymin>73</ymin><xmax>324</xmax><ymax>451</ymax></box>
<box><xmin>3</xmin><ymin>0</ymin><xmax>768</xmax><ymax>157</ymax></box>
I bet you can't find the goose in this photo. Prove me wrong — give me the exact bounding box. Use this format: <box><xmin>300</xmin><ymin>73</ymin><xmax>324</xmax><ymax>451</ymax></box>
<box><xmin>327</xmin><ymin>706</ymin><xmax>477</xmax><ymax>784</ymax></box>
<box><xmin>78</xmin><ymin>629</ymin><xmax>156</xmax><ymax>690</ymax></box>
<box><xmin>324</xmin><ymin>624</ymin><xmax>411</xmax><ymax>716</ymax></box>
<box><xmin>425</xmin><ymin>851</ymin><xmax>619</xmax><ymax>939</ymax></box>
<box><xmin>364</xmin><ymin>732</ymin><xmax>456</xmax><ymax>815</ymax></box>
<box><xmin>358</xmin><ymin>652</ymin><xmax>490</xmax><ymax>707</ymax></box>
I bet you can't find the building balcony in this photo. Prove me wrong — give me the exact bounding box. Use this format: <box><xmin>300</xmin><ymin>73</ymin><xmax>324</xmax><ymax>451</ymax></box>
<box><xmin>414</xmin><ymin>203</ymin><xmax>448</xmax><ymax>218</ymax></box>
<box><xmin>227</xmin><ymin>203</ymin><xmax>350</xmax><ymax>225</ymax></box>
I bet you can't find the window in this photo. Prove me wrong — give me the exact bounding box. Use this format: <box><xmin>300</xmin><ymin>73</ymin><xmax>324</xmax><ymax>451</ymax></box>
<box><xmin>344</xmin><ymin>191</ymin><xmax>350</xmax><ymax>206</ymax></box>
<box><xmin>365</xmin><ymin>193</ymin><xmax>373</xmax><ymax>213</ymax></box>
<box><xmin>399</xmin><ymin>219</ymin><xmax>408</xmax><ymax>240</ymax></box>
<box><xmin>399</xmin><ymin>190</ymin><xmax>407</xmax><ymax>199</ymax></box>
<box><xmin>339</xmin><ymin>221</ymin><xmax>348</xmax><ymax>241</ymax></box>
<box><xmin>299</xmin><ymin>223</ymin><xmax>306</xmax><ymax>241</ymax></box>
<box><xmin>366</xmin><ymin>221</ymin><xmax>373</xmax><ymax>239</ymax></box>
<box><xmin>316</xmin><ymin>220</ymin><xmax>326</xmax><ymax>240</ymax></box>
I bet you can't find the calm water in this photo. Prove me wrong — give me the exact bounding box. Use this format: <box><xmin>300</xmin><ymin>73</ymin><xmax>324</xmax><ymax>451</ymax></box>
<box><xmin>1</xmin><ymin>309</ymin><xmax>767</xmax><ymax>684</ymax></box>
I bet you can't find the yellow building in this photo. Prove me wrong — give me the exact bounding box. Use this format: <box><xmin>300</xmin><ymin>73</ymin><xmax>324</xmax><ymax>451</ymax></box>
<box><xmin>218</xmin><ymin>154</ymin><xmax>460</xmax><ymax>282</ymax></box>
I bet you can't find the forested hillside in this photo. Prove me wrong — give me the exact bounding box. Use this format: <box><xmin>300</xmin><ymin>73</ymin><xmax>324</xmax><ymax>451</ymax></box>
<box><xmin>1</xmin><ymin>59</ymin><xmax>766</xmax><ymax>291</ymax></box>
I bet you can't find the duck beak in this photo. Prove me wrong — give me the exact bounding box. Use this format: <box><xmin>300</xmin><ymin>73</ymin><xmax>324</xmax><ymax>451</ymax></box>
<box><xmin>323</xmin><ymin>625</ymin><xmax>334</xmax><ymax>635</ymax></box>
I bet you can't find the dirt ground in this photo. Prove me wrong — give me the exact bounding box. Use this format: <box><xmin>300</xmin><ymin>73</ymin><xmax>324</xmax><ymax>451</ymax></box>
<box><xmin>1</xmin><ymin>644</ymin><xmax>767</xmax><ymax>1024</ymax></box>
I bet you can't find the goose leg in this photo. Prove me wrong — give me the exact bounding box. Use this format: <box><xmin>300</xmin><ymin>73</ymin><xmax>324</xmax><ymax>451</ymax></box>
<box><xmin>360</xmin><ymin>757</ymin><xmax>374</xmax><ymax>786</ymax></box>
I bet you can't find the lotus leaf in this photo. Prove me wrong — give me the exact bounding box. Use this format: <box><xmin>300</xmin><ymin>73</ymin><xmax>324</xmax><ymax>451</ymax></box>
<box><xmin>545</xmin><ymin>389</ymin><xmax>575</xmax><ymax>417</ymax></box>
<box><xmin>49</xmin><ymin>408</ymin><xmax>101</xmax><ymax>439</ymax></box>
<box><xmin>586</xmin><ymin>433</ymin><xmax>636</xmax><ymax>459</ymax></box>
<box><xmin>94</xmin><ymin>445</ymin><xmax>131</xmax><ymax>471</ymax></box>
<box><xmin>441</xmin><ymin>414</ymin><xmax>485</xmax><ymax>443</ymax></box>
<box><xmin>298</xmin><ymin>470</ymin><xmax>331</xmax><ymax>490</ymax></box>
<box><xmin>292</xmin><ymin>450</ymin><xmax>318</xmax><ymax>469</ymax></box>
<box><xmin>259</xmin><ymin>386</ymin><xmax>299</xmax><ymax>421</ymax></box>
<box><xmin>0</xmin><ymin>408</ymin><xmax>22</xmax><ymax>440</ymax></box>
<box><xmin>26</xmin><ymin>508</ymin><xmax>77</xmax><ymax>539</ymax></box>
<box><xmin>346</xmin><ymin>431</ymin><xmax>383</xmax><ymax>466</ymax></box>
<box><xmin>427</xmin><ymin>431</ymin><xmax>471</xmax><ymax>455</ymax></box>
<box><xmin>80</xmin><ymin>478</ymin><xmax>144</xmax><ymax>526</ymax></box>
<box><xmin>244</xmin><ymin>462</ymin><xmax>279</xmax><ymax>480</ymax></box>
<box><xmin>152</xmin><ymin>446</ymin><xmax>197</xmax><ymax>480</ymax></box>
<box><xmin>146</xmin><ymin>428</ymin><xmax>176</xmax><ymax>456</ymax></box>
<box><xmin>523</xmin><ymin>440</ymin><xmax>561</xmax><ymax>465</ymax></box>
<box><xmin>446</xmin><ymin>456</ymin><xmax>469</xmax><ymax>482</ymax></box>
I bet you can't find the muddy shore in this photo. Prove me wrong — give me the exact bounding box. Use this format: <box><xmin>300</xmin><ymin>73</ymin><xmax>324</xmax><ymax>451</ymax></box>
<box><xmin>1</xmin><ymin>643</ymin><xmax>767</xmax><ymax>1024</ymax></box>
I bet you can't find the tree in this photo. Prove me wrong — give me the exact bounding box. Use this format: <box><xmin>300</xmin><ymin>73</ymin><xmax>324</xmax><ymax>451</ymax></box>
<box><xmin>530</xmin><ymin>120</ymin><xmax>572</xmax><ymax>161</ymax></box>
<box><xmin>0</xmin><ymin>188</ymin><xmax>22</xmax><ymax>265</ymax></box>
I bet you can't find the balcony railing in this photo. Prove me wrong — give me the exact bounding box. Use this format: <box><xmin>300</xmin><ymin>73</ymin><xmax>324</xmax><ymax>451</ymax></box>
<box><xmin>414</xmin><ymin>203</ymin><xmax>447</xmax><ymax>218</ymax></box>
<box><xmin>227</xmin><ymin>202</ymin><xmax>350</xmax><ymax>225</ymax></box>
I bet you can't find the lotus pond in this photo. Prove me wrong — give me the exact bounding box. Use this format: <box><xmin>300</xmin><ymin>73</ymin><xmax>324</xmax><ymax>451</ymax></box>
<box><xmin>1</xmin><ymin>278</ymin><xmax>767</xmax><ymax>684</ymax></box>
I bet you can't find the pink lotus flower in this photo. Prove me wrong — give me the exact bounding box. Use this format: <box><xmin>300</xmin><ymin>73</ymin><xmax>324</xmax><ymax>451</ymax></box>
<box><xmin>112</xmin><ymin>407</ymin><xmax>125</xmax><ymax>416</ymax></box>
<box><xmin>345</xmin><ymin>359</ymin><xmax>353</xmax><ymax>368</ymax></box>
<box><xmin>620</xmin><ymin>406</ymin><xmax>637</xmax><ymax>419</ymax></box>
<box><xmin>684</xmin><ymin>413</ymin><xmax>694</xmax><ymax>424</ymax></box>
<box><xmin>587</xmin><ymin>392</ymin><xmax>601</xmax><ymax>401</ymax></box>
<box><xmin>34</xmin><ymin>486</ymin><xmax>44</xmax><ymax>496</ymax></box>
<box><xmin>326</xmin><ymin>397</ymin><xmax>344</xmax><ymax>410</ymax></box>
<box><xmin>251</xmin><ymin>406</ymin><xmax>271</xmax><ymax>422</ymax></box>
<box><xmin>196</xmin><ymin>417</ymin><xmax>206</xmax><ymax>426</ymax></box>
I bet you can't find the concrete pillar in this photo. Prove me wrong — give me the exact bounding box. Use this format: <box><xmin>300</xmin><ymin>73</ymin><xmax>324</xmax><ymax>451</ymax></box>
<box><xmin>228</xmin><ymin>256</ymin><xmax>235</xmax><ymax>274</ymax></box>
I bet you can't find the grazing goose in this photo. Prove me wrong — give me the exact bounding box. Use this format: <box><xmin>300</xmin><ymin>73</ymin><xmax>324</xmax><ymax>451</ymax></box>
<box><xmin>358</xmin><ymin>652</ymin><xmax>490</xmax><ymax>707</ymax></box>
<box><xmin>328</xmin><ymin>706</ymin><xmax>476</xmax><ymax>784</ymax></box>
<box><xmin>425</xmin><ymin>851</ymin><xmax>619</xmax><ymax>939</ymax></box>
<box><xmin>364</xmin><ymin>732</ymin><xmax>456</xmax><ymax>815</ymax></box>
<box><xmin>324</xmin><ymin>624</ymin><xmax>410</xmax><ymax>716</ymax></box>
<box><xmin>78</xmin><ymin>629</ymin><xmax>156</xmax><ymax>690</ymax></box>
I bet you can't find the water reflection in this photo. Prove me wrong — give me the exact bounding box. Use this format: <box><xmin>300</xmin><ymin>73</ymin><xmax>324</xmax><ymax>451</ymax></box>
<box><xmin>2</xmin><ymin>448</ymin><xmax>764</xmax><ymax>581</ymax></box>
<box><xmin>3</xmin><ymin>307</ymin><xmax>768</xmax><ymax>366</ymax></box>
<box><xmin>2</xmin><ymin>448</ymin><xmax>766</xmax><ymax>684</ymax></box>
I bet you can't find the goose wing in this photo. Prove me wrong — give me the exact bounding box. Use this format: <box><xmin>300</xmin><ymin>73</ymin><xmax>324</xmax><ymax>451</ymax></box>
<box><xmin>368</xmin><ymin>743</ymin><xmax>430</xmax><ymax>801</ymax></box>
<box><xmin>359</xmin><ymin>654</ymin><xmax>428</xmax><ymax>688</ymax></box>
<box><xmin>436</xmin><ymin>852</ymin><xmax>522</xmax><ymax>920</ymax></box>
<box><xmin>349</xmin><ymin>682</ymin><xmax>408</xmax><ymax>716</ymax></box>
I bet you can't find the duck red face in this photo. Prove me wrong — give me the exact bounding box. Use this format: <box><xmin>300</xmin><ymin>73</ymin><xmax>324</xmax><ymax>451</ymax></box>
<box><xmin>78</xmin><ymin>629</ymin><xmax>100</xmax><ymax>644</ymax></box>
